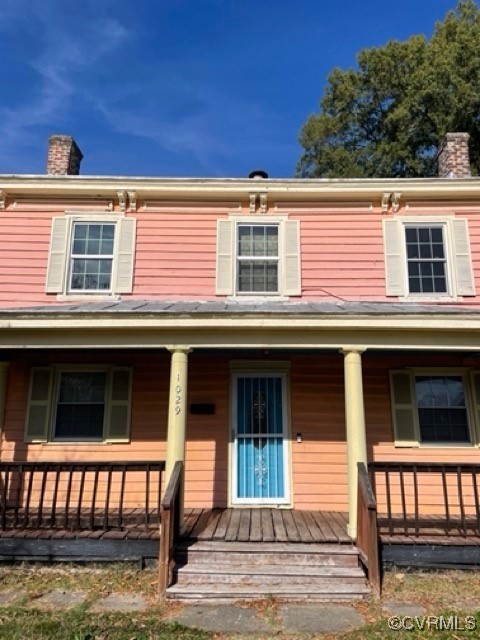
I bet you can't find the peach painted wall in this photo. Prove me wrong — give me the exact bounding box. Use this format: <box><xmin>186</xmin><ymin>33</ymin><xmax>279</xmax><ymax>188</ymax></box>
<box><xmin>2</xmin><ymin>199</ymin><xmax>480</xmax><ymax>307</ymax></box>
<box><xmin>2</xmin><ymin>352</ymin><xmax>480</xmax><ymax>514</ymax></box>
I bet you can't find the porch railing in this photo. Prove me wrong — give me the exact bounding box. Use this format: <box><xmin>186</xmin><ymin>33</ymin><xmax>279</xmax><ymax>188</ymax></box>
<box><xmin>370</xmin><ymin>462</ymin><xmax>480</xmax><ymax>537</ymax></box>
<box><xmin>159</xmin><ymin>461</ymin><xmax>183</xmax><ymax>596</ymax></box>
<box><xmin>0</xmin><ymin>461</ymin><xmax>165</xmax><ymax>532</ymax></box>
<box><xmin>357</xmin><ymin>462</ymin><xmax>380</xmax><ymax>597</ymax></box>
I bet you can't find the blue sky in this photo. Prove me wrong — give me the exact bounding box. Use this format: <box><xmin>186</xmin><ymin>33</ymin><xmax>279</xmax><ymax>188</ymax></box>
<box><xmin>0</xmin><ymin>0</ymin><xmax>461</xmax><ymax>177</ymax></box>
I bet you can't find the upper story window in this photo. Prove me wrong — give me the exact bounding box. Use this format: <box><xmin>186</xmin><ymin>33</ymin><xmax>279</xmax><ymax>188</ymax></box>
<box><xmin>216</xmin><ymin>217</ymin><xmax>301</xmax><ymax>297</ymax></box>
<box><xmin>46</xmin><ymin>215</ymin><xmax>136</xmax><ymax>297</ymax></box>
<box><xmin>70</xmin><ymin>223</ymin><xmax>115</xmax><ymax>292</ymax></box>
<box><xmin>390</xmin><ymin>370</ymin><xmax>479</xmax><ymax>447</ymax></box>
<box><xmin>237</xmin><ymin>224</ymin><xmax>279</xmax><ymax>294</ymax></box>
<box><xmin>405</xmin><ymin>226</ymin><xmax>447</xmax><ymax>295</ymax></box>
<box><xmin>383</xmin><ymin>217</ymin><xmax>475</xmax><ymax>299</ymax></box>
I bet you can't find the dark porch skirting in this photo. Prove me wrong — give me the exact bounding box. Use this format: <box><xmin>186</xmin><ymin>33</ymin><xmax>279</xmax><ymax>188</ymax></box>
<box><xmin>0</xmin><ymin>508</ymin><xmax>352</xmax><ymax>563</ymax></box>
<box><xmin>379</xmin><ymin>515</ymin><xmax>480</xmax><ymax>569</ymax></box>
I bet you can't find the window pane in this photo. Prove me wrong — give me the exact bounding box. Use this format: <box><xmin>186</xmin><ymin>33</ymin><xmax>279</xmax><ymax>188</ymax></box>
<box><xmin>72</xmin><ymin>223</ymin><xmax>115</xmax><ymax>257</ymax></box>
<box><xmin>55</xmin><ymin>372</ymin><xmax>106</xmax><ymax>440</ymax></box>
<box><xmin>238</xmin><ymin>261</ymin><xmax>278</xmax><ymax>292</ymax></box>
<box><xmin>70</xmin><ymin>258</ymin><xmax>112</xmax><ymax>291</ymax></box>
<box><xmin>238</xmin><ymin>225</ymin><xmax>278</xmax><ymax>258</ymax></box>
<box><xmin>418</xmin><ymin>228</ymin><xmax>430</xmax><ymax>243</ymax></box>
<box><xmin>415</xmin><ymin>376</ymin><xmax>470</xmax><ymax>443</ymax></box>
<box><xmin>405</xmin><ymin>228</ymin><xmax>418</xmax><ymax>243</ymax></box>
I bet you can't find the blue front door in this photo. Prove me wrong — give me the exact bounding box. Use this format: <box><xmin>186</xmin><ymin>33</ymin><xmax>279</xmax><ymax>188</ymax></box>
<box><xmin>232</xmin><ymin>374</ymin><xmax>289</xmax><ymax>504</ymax></box>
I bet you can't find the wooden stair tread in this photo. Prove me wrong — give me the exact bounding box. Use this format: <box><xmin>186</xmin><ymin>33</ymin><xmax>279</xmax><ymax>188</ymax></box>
<box><xmin>176</xmin><ymin>541</ymin><xmax>358</xmax><ymax>554</ymax></box>
<box><xmin>166</xmin><ymin>583</ymin><xmax>370</xmax><ymax>599</ymax></box>
<box><xmin>175</xmin><ymin>564</ymin><xmax>365</xmax><ymax>577</ymax></box>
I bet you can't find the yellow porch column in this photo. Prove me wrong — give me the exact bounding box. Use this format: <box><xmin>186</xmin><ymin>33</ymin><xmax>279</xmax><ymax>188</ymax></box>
<box><xmin>341</xmin><ymin>349</ymin><xmax>367</xmax><ymax>539</ymax></box>
<box><xmin>165</xmin><ymin>348</ymin><xmax>191</xmax><ymax>481</ymax></box>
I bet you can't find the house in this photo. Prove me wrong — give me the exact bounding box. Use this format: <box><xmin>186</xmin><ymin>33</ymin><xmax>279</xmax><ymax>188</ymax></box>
<box><xmin>0</xmin><ymin>132</ymin><xmax>479</xmax><ymax>598</ymax></box>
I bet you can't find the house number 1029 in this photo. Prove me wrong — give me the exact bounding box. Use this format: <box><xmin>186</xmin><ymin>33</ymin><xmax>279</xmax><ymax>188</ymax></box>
<box><xmin>175</xmin><ymin>384</ymin><xmax>182</xmax><ymax>415</ymax></box>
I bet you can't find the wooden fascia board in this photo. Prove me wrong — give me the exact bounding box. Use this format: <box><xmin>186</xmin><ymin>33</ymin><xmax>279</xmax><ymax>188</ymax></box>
<box><xmin>1</xmin><ymin>313</ymin><xmax>480</xmax><ymax>332</ymax></box>
<box><xmin>2</xmin><ymin>175</ymin><xmax>480</xmax><ymax>201</ymax></box>
<box><xmin>1</xmin><ymin>320</ymin><xmax>480</xmax><ymax>351</ymax></box>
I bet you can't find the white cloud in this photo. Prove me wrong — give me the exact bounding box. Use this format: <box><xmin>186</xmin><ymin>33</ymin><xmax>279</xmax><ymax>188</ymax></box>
<box><xmin>0</xmin><ymin>1</ymin><xmax>128</xmax><ymax>164</ymax></box>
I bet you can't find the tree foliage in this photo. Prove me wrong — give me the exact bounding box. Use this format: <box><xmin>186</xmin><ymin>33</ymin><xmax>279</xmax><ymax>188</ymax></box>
<box><xmin>297</xmin><ymin>0</ymin><xmax>480</xmax><ymax>178</ymax></box>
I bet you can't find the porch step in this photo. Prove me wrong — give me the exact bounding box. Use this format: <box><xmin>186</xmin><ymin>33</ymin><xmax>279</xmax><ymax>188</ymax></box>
<box><xmin>167</xmin><ymin>540</ymin><xmax>369</xmax><ymax>601</ymax></box>
<box><xmin>166</xmin><ymin>583</ymin><xmax>370</xmax><ymax>601</ymax></box>
<box><xmin>175</xmin><ymin>563</ymin><xmax>367</xmax><ymax>586</ymax></box>
<box><xmin>176</xmin><ymin>541</ymin><xmax>359</xmax><ymax>567</ymax></box>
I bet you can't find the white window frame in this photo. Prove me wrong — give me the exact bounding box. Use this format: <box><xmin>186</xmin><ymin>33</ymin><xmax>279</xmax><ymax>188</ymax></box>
<box><xmin>235</xmin><ymin>222</ymin><xmax>281</xmax><ymax>296</ymax></box>
<box><xmin>216</xmin><ymin>214</ymin><xmax>300</xmax><ymax>300</ymax></box>
<box><xmin>392</xmin><ymin>368</ymin><xmax>480</xmax><ymax>448</ymax></box>
<box><xmin>384</xmin><ymin>216</ymin><xmax>475</xmax><ymax>301</ymax></box>
<box><xmin>404</xmin><ymin>223</ymin><xmax>450</xmax><ymax>297</ymax></box>
<box><xmin>68</xmin><ymin>221</ymin><xmax>116</xmax><ymax>294</ymax></box>
<box><xmin>46</xmin><ymin>212</ymin><xmax>136</xmax><ymax>299</ymax></box>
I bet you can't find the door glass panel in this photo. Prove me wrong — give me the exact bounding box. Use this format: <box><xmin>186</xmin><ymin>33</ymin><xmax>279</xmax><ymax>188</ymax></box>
<box><xmin>236</xmin><ymin>376</ymin><xmax>285</xmax><ymax>500</ymax></box>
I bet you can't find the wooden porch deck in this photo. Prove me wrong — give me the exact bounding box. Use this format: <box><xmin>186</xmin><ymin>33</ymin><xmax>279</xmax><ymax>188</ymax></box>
<box><xmin>182</xmin><ymin>508</ymin><xmax>352</xmax><ymax>543</ymax></box>
<box><xmin>0</xmin><ymin>508</ymin><xmax>351</xmax><ymax>544</ymax></box>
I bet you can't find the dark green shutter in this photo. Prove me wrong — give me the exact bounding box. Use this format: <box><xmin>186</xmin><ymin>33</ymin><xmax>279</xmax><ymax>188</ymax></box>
<box><xmin>470</xmin><ymin>372</ymin><xmax>480</xmax><ymax>445</ymax></box>
<box><xmin>105</xmin><ymin>367</ymin><xmax>131</xmax><ymax>442</ymax></box>
<box><xmin>25</xmin><ymin>368</ymin><xmax>53</xmax><ymax>442</ymax></box>
<box><xmin>390</xmin><ymin>371</ymin><xmax>419</xmax><ymax>446</ymax></box>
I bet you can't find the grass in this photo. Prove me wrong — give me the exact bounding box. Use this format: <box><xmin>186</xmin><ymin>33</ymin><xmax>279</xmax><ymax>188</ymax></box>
<box><xmin>0</xmin><ymin>563</ymin><xmax>479</xmax><ymax>638</ymax></box>
<box><xmin>0</xmin><ymin>606</ymin><xmax>211</xmax><ymax>640</ymax></box>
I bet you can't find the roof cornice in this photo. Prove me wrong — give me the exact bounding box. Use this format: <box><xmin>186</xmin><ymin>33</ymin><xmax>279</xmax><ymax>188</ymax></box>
<box><xmin>1</xmin><ymin>174</ymin><xmax>480</xmax><ymax>200</ymax></box>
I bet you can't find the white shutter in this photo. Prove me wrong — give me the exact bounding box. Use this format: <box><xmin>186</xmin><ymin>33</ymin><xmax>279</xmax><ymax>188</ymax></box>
<box><xmin>383</xmin><ymin>219</ymin><xmax>406</xmax><ymax>296</ymax></box>
<box><xmin>45</xmin><ymin>217</ymin><xmax>69</xmax><ymax>293</ymax></box>
<box><xmin>113</xmin><ymin>218</ymin><xmax>136</xmax><ymax>293</ymax></box>
<box><xmin>390</xmin><ymin>371</ymin><xmax>419</xmax><ymax>447</ymax></box>
<box><xmin>451</xmin><ymin>219</ymin><xmax>475</xmax><ymax>296</ymax></box>
<box><xmin>105</xmin><ymin>367</ymin><xmax>132</xmax><ymax>442</ymax></box>
<box><xmin>216</xmin><ymin>219</ymin><xmax>234</xmax><ymax>295</ymax></box>
<box><xmin>24</xmin><ymin>368</ymin><xmax>53</xmax><ymax>442</ymax></box>
<box><xmin>282</xmin><ymin>220</ymin><xmax>301</xmax><ymax>296</ymax></box>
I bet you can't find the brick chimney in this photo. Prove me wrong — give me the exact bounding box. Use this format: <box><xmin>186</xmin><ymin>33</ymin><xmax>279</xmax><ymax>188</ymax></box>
<box><xmin>437</xmin><ymin>132</ymin><xmax>471</xmax><ymax>178</ymax></box>
<box><xmin>47</xmin><ymin>135</ymin><xmax>83</xmax><ymax>175</ymax></box>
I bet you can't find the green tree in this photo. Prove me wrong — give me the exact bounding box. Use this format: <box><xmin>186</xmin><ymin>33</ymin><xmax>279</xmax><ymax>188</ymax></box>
<box><xmin>297</xmin><ymin>0</ymin><xmax>480</xmax><ymax>178</ymax></box>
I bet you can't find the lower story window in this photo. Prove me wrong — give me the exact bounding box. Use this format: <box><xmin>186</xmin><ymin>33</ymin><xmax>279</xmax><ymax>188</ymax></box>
<box><xmin>54</xmin><ymin>372</ymin><xmax>107</xmax><ymax>441</ymax></box>
<box><xmin>25</xmin><ymin>366</ymin><xmax>132</xmax><ymax>443</ymax></box>
<box><xmin>415</xmin><ymin>375</ymin><xmax>470</xmax><ymax>444</ymax></box>
<box><xmin>390</xmin><ymin>370</ymin><xmax>477</xmax><ymax>447</ymax></box>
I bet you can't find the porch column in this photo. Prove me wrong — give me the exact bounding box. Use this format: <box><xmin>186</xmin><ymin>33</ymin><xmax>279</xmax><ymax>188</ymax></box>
<box><xmin>341</xmin><ymin>349</ymin><xmax>367</xmax><ymax>539</ymax></box>
<box><xmin>165</xmin><ymin>348</ymin><xmax>191</xmax><ymax>482</ymax></box>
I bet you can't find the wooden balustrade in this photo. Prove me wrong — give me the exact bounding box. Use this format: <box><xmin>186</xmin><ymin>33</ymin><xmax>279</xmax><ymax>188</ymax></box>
<box><xmin>370</xmin><ymin>462</ymin><xmax>480</xmax><ymax>537</ymax></box>
<box><xmin>357</xmin><ymin>462</ymin><xmax>380</xmax><ymax>597</ymax></box>
<box><xmin>0</xmin><ymin>461</ymin><xmax>164</xmax><ymax>532</ymax></box>
<box><xmin>159</xmin><ymin>461</ymin><xmax>183</xmax><ymax>596</ymax></box>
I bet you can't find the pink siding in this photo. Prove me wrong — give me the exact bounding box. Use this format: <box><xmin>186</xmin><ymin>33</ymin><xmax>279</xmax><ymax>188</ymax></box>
<box><xmin>1</xmin><ymin>199</ymin><xmax>480</xmax><ymax>307</ymax></box>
